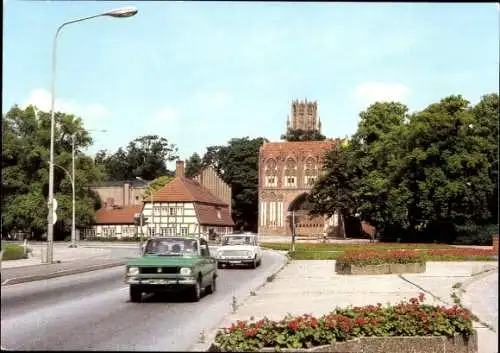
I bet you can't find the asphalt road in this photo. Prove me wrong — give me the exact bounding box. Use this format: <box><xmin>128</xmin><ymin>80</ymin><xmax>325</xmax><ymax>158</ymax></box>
<box><xmin>1</xmin><ymin>250</ymin><xmax>285</xmax><ymax>351</ymax></box>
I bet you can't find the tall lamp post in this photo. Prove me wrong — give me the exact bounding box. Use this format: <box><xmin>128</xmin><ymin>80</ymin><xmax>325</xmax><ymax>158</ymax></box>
<box><xmin>136</xmin><ymin>177</ymin><xmax>154</xmax><ymax>252</ymax></box>
<box><xmin>136</xmin><ymin>177</ymin><xmax>155</xmax><ymax>233</ymax></box>
<box><xmin>46</xmin><ymin>6</ymin><xmax>138</xmax><ymax>264</ymax></box>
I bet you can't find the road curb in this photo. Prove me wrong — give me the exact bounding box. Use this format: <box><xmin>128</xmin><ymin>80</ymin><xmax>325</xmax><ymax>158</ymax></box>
<box><xmin>454</xmin><ymin>267</ymin><xmax>498</xmax><ymax>331</ymax></box>
<box><xmin>189</xmin><ymin>250</ymin><xmax>289</xmax><ymax>352</ymax></box>
<box><xmin>1</xmin><ymin>260</ymin><xmax>127</xmax><ymax>286</ymax></box>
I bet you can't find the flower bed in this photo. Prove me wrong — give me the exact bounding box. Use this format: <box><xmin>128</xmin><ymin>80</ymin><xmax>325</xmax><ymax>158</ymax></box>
<box><xmin>211</xmin><ymin>294</ymin><xmax>477</xmax><ymax>352</ymax></box>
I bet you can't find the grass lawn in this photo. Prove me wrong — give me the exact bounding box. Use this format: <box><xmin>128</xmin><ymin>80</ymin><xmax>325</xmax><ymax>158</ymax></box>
<box><xmin>261</xmin><ymin>242</ymin><xmax>454</xmax><ymax>252</ymax></box>
<box><xmin>261</xmin><ymin>242</ymin><xmax>496</xmax><ymax>261</ymax></box>
<box><xmin>2</xmin><ymin>243</ymin><xmax>29</xmax><ymax>261</ymax></box>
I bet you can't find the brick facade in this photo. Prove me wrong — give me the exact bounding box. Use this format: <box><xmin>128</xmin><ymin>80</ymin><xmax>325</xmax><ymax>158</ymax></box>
<box><xmin>258</xmin><ymin>140</ymin><xmax>339</xmax><ymax>236</ymax></box>
<box><xmin>493</xmin><ymin>234</ymin><xmax>499</xmax><ymax>253</ymax></box>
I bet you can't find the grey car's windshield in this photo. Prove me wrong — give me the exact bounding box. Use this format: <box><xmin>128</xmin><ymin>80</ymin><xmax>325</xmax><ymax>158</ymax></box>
<box><xmin>222</xmin><ymin>236</ymin><xmax>254</xmax><ymax>246</ymax></box>
<box><xmin>144</xmin><ymin>238</ymin><xmax>198</xmax><ymax>256</ymax></box>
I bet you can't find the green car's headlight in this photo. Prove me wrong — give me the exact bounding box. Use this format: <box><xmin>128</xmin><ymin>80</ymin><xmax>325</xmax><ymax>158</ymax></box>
<box><xmin>128</xmin><ymin>266</ymin><xmax>139</xmax><ymax>275</ymax></box>
<box><xmin>180</xmin><ymin>267</ymin><xmax>192</xmax><ymax>276</ymax></box>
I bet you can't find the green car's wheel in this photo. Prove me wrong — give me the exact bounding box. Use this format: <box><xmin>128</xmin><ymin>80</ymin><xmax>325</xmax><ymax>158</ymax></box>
<box><xmin>129</xmin><ymin>285</ymin><xmax>142</xmax><ymax>303</ymax></box>
<box><xmin>190</xmin><ymin>278</ymin><xmax>202</xmax><ymax>302</ymax></box>
<box><xmin>206</xmin><ymin>275</ymin><xmax>217</xmax><ymax>294</ymax></box>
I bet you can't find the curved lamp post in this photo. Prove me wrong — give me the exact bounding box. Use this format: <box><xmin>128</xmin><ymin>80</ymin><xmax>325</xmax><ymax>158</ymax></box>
<box><xmin>46</xmin><ymin>7</ymin><xmax>138</xmax><ymax>264</ymax></box>
<box><xmin>135</xmin><ymin>177</ymin><xmax>155</xmax><ymax>253</ymax></box>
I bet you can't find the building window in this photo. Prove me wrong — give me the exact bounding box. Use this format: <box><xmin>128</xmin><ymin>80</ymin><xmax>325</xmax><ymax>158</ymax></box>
<box><xmin>264</xmin><ymin>159</ymin><xmax>278</xmax><ymax>187</ymax></box>
<box><xmin>83</xmin><ymin>228</ymin><xmax>96</xmax><ymax>239</ymax></box>
<box><xmin>161</xmin><ymin>206</ymin><xmax>168</xmax><ymax>216</ymax></box>
<box><xmin>153</xmin><ymin>206</ymin><xmax>161</xmax><ymax>216</ymax></box>
<box><xmin>176</xmin><ymin>207</ymin><xmax>183</xmax><ymax>216</ymax></box>
<box><xmin>148</xmin><ymin>227</ymin><xmax>155</xmax><ymax>237</ymax></box>
<box><xmin>284</xmin><ymin>176</ymin><xmax>296</xmax><ymax>187</ymax></box>
<box><xmin>102</xmin><ymin>227</ymin><xmax>116</xmax><ymax>238</ymax></box>
<box><xmin>305</xmin><ymin>176</ymin><xmax>317</xmax><ymax>186</ymax></box>
<box><xmin>169</xmin><ymin>207</ymin><xmax>176</xmax><ymax>216</ymax></box>
<box><xmin>180</xmin><ymin>227</ymin><xmax>188</xmax><ymax>236</ymax></box>
<box><xmin>160</xmin><ymin>227</ymin><xmax>175</xmax><ymax>236</ymax></box>
<box><xmin>304</xmin><ymin>157</ymin><xmax>318</xmax><ymax>188</ymax></box>
<box><xmin>283</xmin><ymin>158</ymin><xmax>297</xmax><ymax>188</ymax></box>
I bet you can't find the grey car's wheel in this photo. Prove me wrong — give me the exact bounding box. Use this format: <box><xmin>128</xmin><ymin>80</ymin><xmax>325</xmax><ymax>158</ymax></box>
<box><xmin>257</xmin><ymin>258</ymin><xmax>262</xmax><ymax>267</ymax></box>
<box><xmin>129</xmin><ymin>285</ymin><xmax>142</xmax><ymax>303</ymax></box>
<box><xmin>190</xmin><ymin>278</ymin><xmax>202</xmax><ymax>302</ymax></box>
<box><xmin>250</xmin><ymin>259</ymin><xmax>257</xmax><ymax>269</ymax></box>
<box><xmin>206</xmin><ymin>275</ymin><xmax>217</xmax><ymax>294</ymax></box>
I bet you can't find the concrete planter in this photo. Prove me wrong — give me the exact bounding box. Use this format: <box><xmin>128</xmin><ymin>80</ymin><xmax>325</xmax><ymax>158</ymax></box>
<box><xmin>209</xmin><ymin>332</ymin><xmax>477</xmax><ymax>353</ymax></box>
<box><xmin>335</xmin><ymin>261</ymin><xmax>426</xmax><ymax>275</ymax></box>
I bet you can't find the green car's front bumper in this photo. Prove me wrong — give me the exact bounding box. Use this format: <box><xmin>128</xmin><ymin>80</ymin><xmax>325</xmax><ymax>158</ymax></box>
<box><xmin>125</xmin><ymin>276</ymin><xmax>197</xmax><ymax>291</ymax></box>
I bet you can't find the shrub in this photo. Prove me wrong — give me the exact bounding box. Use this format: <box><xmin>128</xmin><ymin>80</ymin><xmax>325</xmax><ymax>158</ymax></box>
<box><xmin>337</xmin><ymin>249</ymin><xmax>425</xmax><ymax>265</ymax></box>
<box><xmin>2</xmin><ymin>243</ymin><xmax>28</xmax><ymax>261</ymax></box>
<box><xmin>214</xmin><ymin>294</ymin><xmax>474</xmax><ymax>352</ymax></box>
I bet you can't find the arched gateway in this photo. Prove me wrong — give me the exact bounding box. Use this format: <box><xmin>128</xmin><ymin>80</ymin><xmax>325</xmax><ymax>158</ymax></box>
<box><xmin>286</xmin><ymin>192</ymin><xmax>327</xmax><ymax>237</ymax></box>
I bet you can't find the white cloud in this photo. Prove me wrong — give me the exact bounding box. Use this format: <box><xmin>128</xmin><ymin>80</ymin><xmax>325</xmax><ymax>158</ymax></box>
<box><xmin>195</xmin><ymin>91</ymin><xmax>231</xmax><ymax>107</ymax></box>
<box><xmin>353</xmin><ymin>82</ymin><xmax>411</xmax><ymax>106</ymax></box>
<box><xmin>152</xmin><ymin>107</ymin><xmax>179</xmax><ymax>123</ymax></box>
<box><xmin>22</xmin><ymin>88</ymin><xmax>109</xmax><ymax>120</ymax></box>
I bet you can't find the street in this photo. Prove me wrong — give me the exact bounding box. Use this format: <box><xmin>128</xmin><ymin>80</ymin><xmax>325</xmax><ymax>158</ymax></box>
<box><xmin>1</xmin><ymin>250</ymin><xmax>285</xmax><ymax>351</ymax></box>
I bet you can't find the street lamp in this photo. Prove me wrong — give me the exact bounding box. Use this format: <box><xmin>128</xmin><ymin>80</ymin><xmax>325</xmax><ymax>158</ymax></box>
<box><xmin>136</xmin><ymin>176</ymin><xmax>155</xmax><ymax>227</ymax></box>
<box><xmin>70</xmin><ymin>129</ymin><xmax>106</xmax><ymax>248</ymax></box>
<box><xmin>136</xmin><ymin>177</ymin><xmax>155</xmax><ymax>251</ymax></box>
<box><xmin>46</xmin><ymin>6</ymin><xmax>138</xmax><ymax>264</ymax></box>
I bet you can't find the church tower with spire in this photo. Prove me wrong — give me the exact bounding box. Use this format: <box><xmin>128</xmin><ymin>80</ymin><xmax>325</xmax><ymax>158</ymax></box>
<box><xmin>286</xmin><ymin>98</ymin><xmax>321</xmax><ymax>134</ymax></box>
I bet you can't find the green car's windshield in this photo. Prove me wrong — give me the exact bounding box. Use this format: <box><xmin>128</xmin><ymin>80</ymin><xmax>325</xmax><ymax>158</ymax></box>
<box><xmin>144</xmin><ymin>238</ymin><xmax>198</xmax><ymax>256</ymax></box>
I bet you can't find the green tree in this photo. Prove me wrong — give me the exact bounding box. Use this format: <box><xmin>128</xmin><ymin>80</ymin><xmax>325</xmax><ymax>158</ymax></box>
<box><xmin>185</xmin><ymin>152</ymin><xmax>203</xmax><ymax>178</ymax></box>
<box><xmin>400</xmin><ymin>95</ymin><xmax>495</xmax><ymax>242</ymax></box>
<box><xmin>202</xmin><ymin>137</ymin><xmax>268</xmax><ymax>231</ymax></box>
<box><xmin>97</xmin><ymin>135</ymin><xmax>178</xmax><ymax>181</ymax></box>
<box><xmin>142</xmin><ymin>175</ymin><xmax>174</xmax><ymax>199</ymax></box>
<box><xmin>1</xmin><ymin>105</ymin><xmax>105</xmax><ymax>239</ymax></box>
<box><xmin>281</xmin><ymin>128</ymin><xmax>326</xmax><ymax>141</ymax></box>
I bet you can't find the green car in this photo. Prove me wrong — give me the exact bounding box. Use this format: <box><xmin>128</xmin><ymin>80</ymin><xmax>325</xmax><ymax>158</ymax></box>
<box><xmin>125</xmin><ymin>237</ymin><xmax>217</xmax><ymax>303</ymax></box>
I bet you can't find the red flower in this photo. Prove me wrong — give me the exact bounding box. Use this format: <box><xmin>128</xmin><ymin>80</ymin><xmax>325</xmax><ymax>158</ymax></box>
<box><xmin>418</xmin><ymin>292</ymin><xmax>425</xmax><ymax>302</ymax></box>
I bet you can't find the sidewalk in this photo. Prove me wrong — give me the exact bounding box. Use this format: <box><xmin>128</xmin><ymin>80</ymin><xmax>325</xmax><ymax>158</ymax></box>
<box><xmin>192</xmin><ymin>260</ymin><xmax>498</xmax><ymax>353</ymax></box>
<box><xmin>1</xmin><ymin>244</ymin><xmax>117</xmax><ymax>269</ymax></box>
<box><xmin>460</xmin><ymin>269</ymin><xmax>499</xmax><ymax>353</ymax></box>
<box><xmin>1</xmin><ymin>244</ymin><xmax>137</xmax><ymax>286</ymax></box>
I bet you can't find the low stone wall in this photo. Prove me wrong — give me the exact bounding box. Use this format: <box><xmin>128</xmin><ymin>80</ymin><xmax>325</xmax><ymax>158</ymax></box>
<box><xmin>209</xmin><ymin>332</ymin><xmax>477</xmax><ymax>353</ymax></box>
<box><xmin>335</xmin><ymin>261</ymin><xmax>426</xmax><ymax>275</ymax></box>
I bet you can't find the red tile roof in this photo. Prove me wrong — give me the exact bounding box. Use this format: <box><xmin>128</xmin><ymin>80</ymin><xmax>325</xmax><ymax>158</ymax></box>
<box><xmin>260</xmin><ymin>139</ymin><xmax>339</xmax><ymax>155</ymax></box>
<box><xmin>151</xmin><ymin>177</ymin><xmax>228</xmax><ymax>205</ymax></box>
<box><xmin>95</xmin><ymin>205</ymin><xmax>143</xmax><ymax>225</ymax></box>
<box><xmin>194</xmin><ymin>204</ymin><xmax>235</xmax><ymax>227</ymax></box>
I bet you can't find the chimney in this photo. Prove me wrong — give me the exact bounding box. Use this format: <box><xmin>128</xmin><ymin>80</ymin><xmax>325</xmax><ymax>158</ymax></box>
<box><xmin>176</xmin><ymin>160</ymin><xmax>185</xmax><ymax>178</ymax></box>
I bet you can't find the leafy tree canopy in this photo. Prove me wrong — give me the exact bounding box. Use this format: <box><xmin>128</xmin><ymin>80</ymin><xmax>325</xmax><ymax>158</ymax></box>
<box><xmin>185</xmin><ymin>152</ymin><xmax>203</xmax><ymax>178</ymax></box>
<box><xmin>281</xmin><ymin>128</ymin><xmax>326</xmax><ymax>142</ymax></box>
<box><xmin>96</xmin><ymin>135</ymin><xmax>178</xmax><ymax>181</ymax></box>
<box><xmin>308</xmin><ymin>94</ymin><xmax>499</xmax><ymax>243</ymax></box>
<box><xmin>202</xmin><ymin>137</ymin><xmax>268</xmax><ymax>231</ymax></box>
<box><xmin>2</xmin><ymin>105</ymin><xmax>105</xmax><ymax>239</ymax></box>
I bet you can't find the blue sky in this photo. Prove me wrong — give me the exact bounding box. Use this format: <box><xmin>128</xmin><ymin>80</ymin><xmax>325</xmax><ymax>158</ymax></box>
<box><xmin>3</xmin><ymin>1</ymin><xmax>499</xmax><ymax>166</ymax></box>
